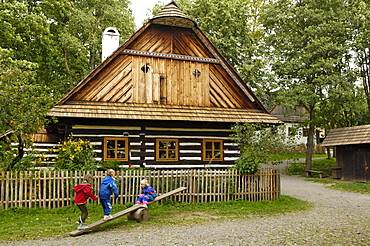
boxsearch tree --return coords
[261,0,356,170]
[0,0,135,98]
[351,0,370,120]
[0,48,55,171]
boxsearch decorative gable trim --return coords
[122,49,220,63]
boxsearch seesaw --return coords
[69,186,187,236]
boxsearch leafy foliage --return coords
[0,48,55,171]
[261,0,360,170]
[0,0,135,98]
[53,138,97,171]
[99,160,121,171]
[230,123,297,174]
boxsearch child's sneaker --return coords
[103,215,113,220]
[77,223,88,230]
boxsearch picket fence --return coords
[0,168,280,209]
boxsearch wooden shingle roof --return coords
[49,101,280,123]
[321,125,370,146]
[152,1,195,28]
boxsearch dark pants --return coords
[100,198,112,215]
[77,203,88,223]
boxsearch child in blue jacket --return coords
[99,169,119,220]
[136,179,157,208]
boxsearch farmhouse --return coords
[43,1,280,168]
[322,124,370,182]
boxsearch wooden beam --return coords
[69,187,187,237]
[122,49,220,64]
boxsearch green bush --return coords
[230,123,297,174]
[233,153,260,175]
[52,137,97,171]
[99,160,121,171]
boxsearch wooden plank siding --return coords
[126,25,214,58]
[65,55,252,109]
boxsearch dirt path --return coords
[3,174,370,246]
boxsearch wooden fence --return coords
[0,168,280,209]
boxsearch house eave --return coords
[48,101,281,124]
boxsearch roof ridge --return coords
[152,1,192,23]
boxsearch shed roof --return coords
[321,124,370,146]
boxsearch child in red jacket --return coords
[73,173,98,229]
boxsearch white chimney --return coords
[102,27,120,62]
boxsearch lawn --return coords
[305,178,370,194]
[0,195,311,242]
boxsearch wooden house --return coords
[45,1,280,168]
[322,125,370,182]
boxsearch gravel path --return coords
[3,174,370,246]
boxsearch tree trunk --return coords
[326,147,332,159]
[9,134,24,171]
[305,103,315,172]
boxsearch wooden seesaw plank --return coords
[69,186,187,237]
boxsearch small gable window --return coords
[193,69,201,77]
[156,139,178,161]
[141,64,150,73]
[104,138,129,161]
[203,139,223,161]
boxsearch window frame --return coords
[104,137,129,161]
[156,139,179,161]
[202,139,223,161]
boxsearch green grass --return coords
[305,178,370,194]
[287,157,336,177]
[269,153,327,161]
[0,196,311,242]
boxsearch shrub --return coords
[230,123,297,175]
[99,160,121,171]
[52,137,97,171]
[233,153,260,175]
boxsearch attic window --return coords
[193,69,201,77]
[141,64,150,73]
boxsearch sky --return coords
[130,0,162,29]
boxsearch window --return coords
[156,139,178,161]
[203,139,223,161]
[104,138,129,161]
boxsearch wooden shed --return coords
[45,1,280,168]
[322,125,370,182]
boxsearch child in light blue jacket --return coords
[99,169,119,220]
